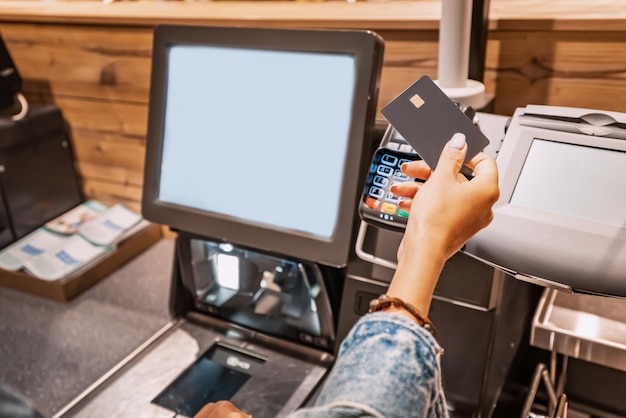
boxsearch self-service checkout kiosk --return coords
[53,25,384,418]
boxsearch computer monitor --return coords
[142,25,383,267]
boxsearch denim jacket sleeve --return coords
[289,312,449,418]
[0,384,44,418]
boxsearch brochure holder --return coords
[0,223,161,302]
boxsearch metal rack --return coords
[524,288,626,417]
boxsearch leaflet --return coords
[78,204,143,247]
[0,201,147,280]
[22,235,110,281]
[45,200,109,235]
[0,229,69,271]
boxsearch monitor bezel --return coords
[142,25,383,267]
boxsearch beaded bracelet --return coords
[368,294,443,355]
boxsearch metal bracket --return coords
[354,221,398,270]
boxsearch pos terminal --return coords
[465,105,626,297]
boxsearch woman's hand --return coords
[194,401,251,418]
[386,133,499,314]
[393,133,499,262]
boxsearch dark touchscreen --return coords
[152,344,264,416]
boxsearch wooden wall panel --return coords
[2,18,626,213]
[377,29,439,114]
[1,22,151,212]
[485,31,626,115]
[76,162,143,188]
[70,130,146,170]
[56,96,148,137]
[81,178,143,211]
[4,23,152,103]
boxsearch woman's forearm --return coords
[386,241,446,315]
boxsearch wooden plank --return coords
[75,162,144,188]
[4,24,442,109]
[82,177,143,203]
[93,196,142,215]
[161,227,177,240]
[489,0,626,32]
[57,96,148,138]
[70,129,146,171]
[8,20,626,123]
[485,30,626,115]
[0,23,153,104]
[487,31,626,75]
[488,77,626,116]
[363,29,439,115]
[0,1,443,30]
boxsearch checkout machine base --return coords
[55,314,333,418]
[343,222,542,418]
[54,234,339,418]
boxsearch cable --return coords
[10,92,28,121]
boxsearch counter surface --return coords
[0,239,174,417]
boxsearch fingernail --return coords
[448,133,466,150]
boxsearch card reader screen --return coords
[511,139,626,228]
[158,45,356,239]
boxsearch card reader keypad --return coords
[361,137,421,229]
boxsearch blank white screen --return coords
[158,45,356,238]
[511,139,626,228]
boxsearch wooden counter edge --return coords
[1,0,626,31]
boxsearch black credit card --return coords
[381,75,490,169]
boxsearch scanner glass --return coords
[189,239,324,339]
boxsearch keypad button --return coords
[393,169,409,181]
[385,192,399,202]
[381,202,397,215]
[365,197,382,209]
[369,186,384,198]
[385,142,400,151]
[398,209,409,217]
[399,159,413,166]
[373,175,389,187]
[399,144,413,154]
[377,165,393,176]
[381,154,398,166]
